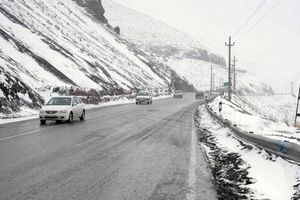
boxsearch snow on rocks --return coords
[195,106,300,200]
[0,89,4,98]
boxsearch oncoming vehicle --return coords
[136,91,153,104]
[195,91,205,99]
[173,90,183,98]
[39,96,85,124]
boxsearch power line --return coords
[236,0,284,41]
[232,0,267,37]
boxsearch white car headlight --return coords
[58,110,68,113]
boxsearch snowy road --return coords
[0,93,216,200]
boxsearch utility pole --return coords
[232,56,237,92]
[295,83,300,127]
[210,65,213,92]
[225,36,235,101]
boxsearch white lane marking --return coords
[0,129,43,142]
[186,116,197,200]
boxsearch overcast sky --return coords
[112,0,300,93]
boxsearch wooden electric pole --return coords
[225,36,235,101]
[232,56,237,92]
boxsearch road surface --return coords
[0,93,216,200]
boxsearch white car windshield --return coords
[47,97,72,106]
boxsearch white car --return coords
[135,91,153,104]
[173,90,183,98]
[39,96,85,124]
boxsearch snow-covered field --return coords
[209,95,300,145]
[197,106,300,200]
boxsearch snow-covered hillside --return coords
[103,0,273,95]
[239,94,298,126]
[0,0,192,116]
[103,0,204,51]
[103,0,226,67]
[209,95,300,145]
[167,58,273,94]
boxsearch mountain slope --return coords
[166,58,273,95]
[73,0,108,23]
[103,0,273,95]
[103,0,226,67]
[0,0,192,116]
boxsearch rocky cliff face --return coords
[73,0,108,23]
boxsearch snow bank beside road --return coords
[197,106,300,199]
[0,95,171,125]
[209,95,300,145]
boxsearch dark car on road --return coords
[195,91,205,99]
[173,90,183,98]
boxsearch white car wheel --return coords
[80,110,85,121]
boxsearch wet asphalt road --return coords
[0,93,216,200]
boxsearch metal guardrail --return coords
[205,104,300,163]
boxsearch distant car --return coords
[173,90,183,98]
[136,91,153,104]
[39,96,85,124]
[195,91,205,99]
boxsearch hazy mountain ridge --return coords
[103,0,273,95]
[103,0,226,67]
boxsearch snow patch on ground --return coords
[17,92,32,104]
[0,106,39,124]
